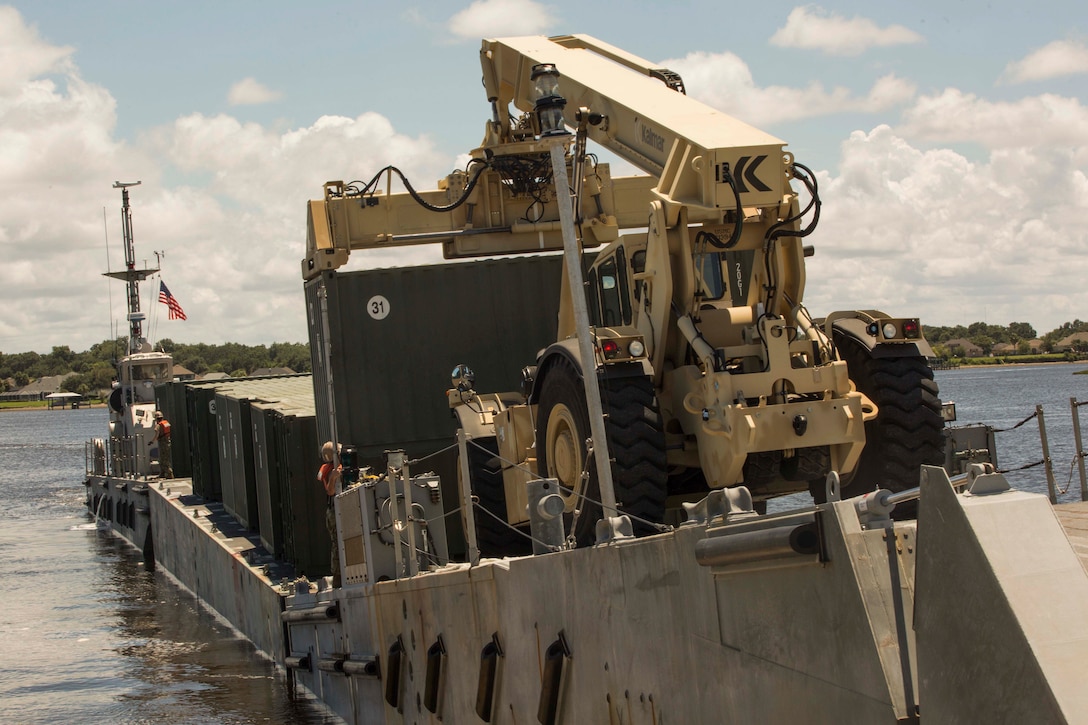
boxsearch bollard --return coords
[457,430,481,566]
[528,478,566,554]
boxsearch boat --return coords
[85,37,1088,724]
[86,181,172,550]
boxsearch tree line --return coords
[0,339,312,395]
[4,319,1087,396]
[924,320,1088,356]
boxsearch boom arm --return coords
[481,34,790,221]
[303,34,799,280]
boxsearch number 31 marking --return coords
[367,295,391,320]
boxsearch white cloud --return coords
[0,8,448,351]
[1002,40,1088,84]
[804,125,1088,331]
[119,109,451,346]
[447,0,556,40]
[0,6,74,94]
[0,10,154,350]
[899,89,1088,149]
[227,77,284,106]
[661,50,916,126]
[770,6,923,56]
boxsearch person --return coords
[318,441,342,587]
[148,410,173,478]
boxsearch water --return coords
[936,363,1088,499]
[0,408,336,724]
[1,365,1085,722]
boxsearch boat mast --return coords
[105,181,159,355]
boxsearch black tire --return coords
[536,357,667,546]
[743,450,782,488]
[781,446,830,482]
[835,335,945,516]
[459,435,530,557]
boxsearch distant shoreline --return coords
[0,403,108,412]
[941,360,1088,371]
[4,360,1084,413]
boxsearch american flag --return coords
[158,281,187,321]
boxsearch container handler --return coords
[302,35,945,553]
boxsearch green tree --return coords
[178,355,209,375]
[1008,322,1036,342]
[61,374,90,396]
[971,335,995,356]
[269,342,311,372]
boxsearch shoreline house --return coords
[1056,332,1088,353]
[943,338,984,358]
[0,373,77,403]
[173,364,197,382]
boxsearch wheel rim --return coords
[545,402,583,511]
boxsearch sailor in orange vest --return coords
[149,410,173,478]
[318,441,342,587]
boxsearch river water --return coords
[0,407,336,724]
[936,363,1088,498]
[0,363,1085,722]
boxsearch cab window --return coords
[598,256,623,326]
[695,252,726,301]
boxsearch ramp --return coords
[915,467,1088,723]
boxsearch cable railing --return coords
[953,397,1088,503]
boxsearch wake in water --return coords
[70,522,109,531]
[69,494,110,531]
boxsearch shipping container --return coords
[275,407,328,577]
[154,381,192,479]
[221,395,257,529]
[251,401,284,557]
[187,384,222,500]
[305,255,569,471]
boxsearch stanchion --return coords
[1071,398,1088,502]
[1037,404,1057,504]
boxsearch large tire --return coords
[458,435,530,557]
[834,335,945,515]
[536,357,667,546]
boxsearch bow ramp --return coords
[915,466,1088,722]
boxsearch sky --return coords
[1,1,1086,353]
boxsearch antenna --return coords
[104,181,159,355]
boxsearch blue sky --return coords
[2,1,1086,352]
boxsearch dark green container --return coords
[221,395,257,530]
[305,255,567,471]
[187,384,222,500]
[276,409,328,577]
[154,381,192,479]
[251,401,284,557]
